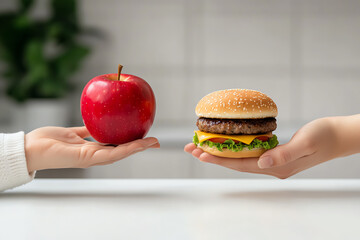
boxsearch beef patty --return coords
[196,117,277,135]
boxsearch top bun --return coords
[195,89,278,119]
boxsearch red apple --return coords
[80,65,156,145]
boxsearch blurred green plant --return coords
[0,0,91,102]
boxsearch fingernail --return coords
[258,156,273,169]
[153,143,161,148]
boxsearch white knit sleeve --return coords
[0,132,35,192]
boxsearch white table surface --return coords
[1,179,360,240]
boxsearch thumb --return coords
[257,140,314,169]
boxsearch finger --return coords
[192,148,204,158]
[91,137,159,164]
[89,143,160,167]
[70,126,91,139]
[192,151,293,178]
[258,140,315,169]
[115,137,159,154]
[184,143,197,153]
[150,142,161,148]
[120,137,158,147]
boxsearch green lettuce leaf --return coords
[193,132,199,145]
[192,132,279,152]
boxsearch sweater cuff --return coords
[0,132,35,191]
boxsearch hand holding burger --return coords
[186,90,360,178]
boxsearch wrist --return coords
[330,115,360,158]
[326,117,343,158]
[24,134,38,173]
[311,117,339,161]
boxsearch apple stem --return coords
[117,64,123,81]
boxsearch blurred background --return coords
[0,0,360,179]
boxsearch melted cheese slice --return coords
[195,130,273,145]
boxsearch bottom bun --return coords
[198,145,266,158]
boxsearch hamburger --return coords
[193,89,279,158]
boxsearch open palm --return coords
[185,118,337,179]
[25,126,160,172]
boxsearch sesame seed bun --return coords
[195,89,278,119]
[198,145,266,158]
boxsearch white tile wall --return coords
[302,15,360,68]
[139,67,188,124]
[203,0,292,14]
[82,1,186,67]
[84,148,194,178]
[302,78,360,121]
[295,154,360,179]
[299,0,360,15]
[127,149,193,178]
[202,12,291,66]
[298,0,360,122]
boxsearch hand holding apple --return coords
[81,65,156,145]
[25,126,160,173]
